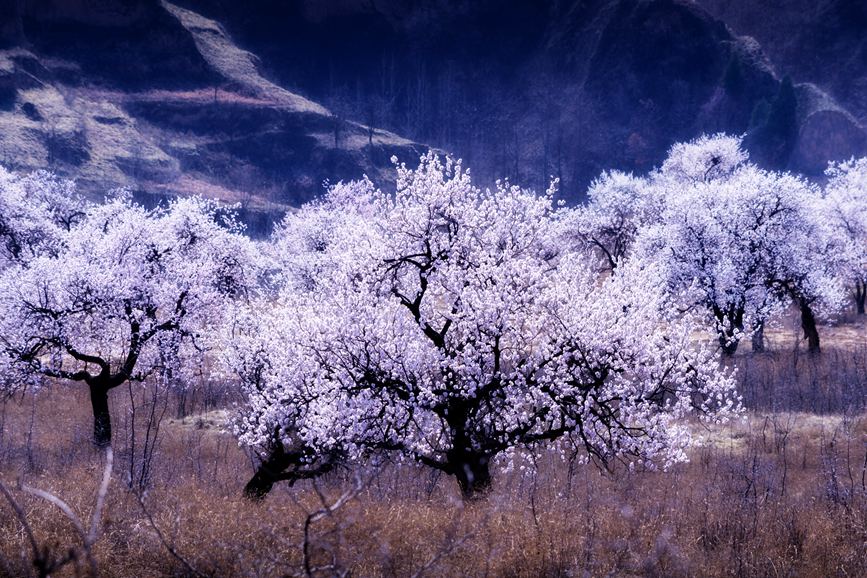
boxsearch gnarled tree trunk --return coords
[449,451,492,501]
[720,336,740,356]
[799,299,820,353]
[855,280,866,315]
[88,382,112,448]
[244,445,296,501]
[751,321,765,353]
[715,306,744,356]
[243,443,339,501]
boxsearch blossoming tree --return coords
[226,154,740,500]
[228,181,383,499]
[0,168,86,269]
[823,157,867,314]
[639,135,845,354]
[0,192,258,447]
[562,170,659,274]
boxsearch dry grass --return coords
[0,325,866,576]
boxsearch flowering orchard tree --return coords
[226,298,352,499]
[564,134,749,278]
[0,193,258,447]
[562,170,659,273]
[0,167,86,269]
[657,133,749,184]
[227,154,740,500]
[823,157,867,314]
[758,182,847,352]
[640,167,783,354]
[640,135,845,354]
[228,182,384,498]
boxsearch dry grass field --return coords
[0,317,865,577]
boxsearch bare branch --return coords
[87,447,113,547]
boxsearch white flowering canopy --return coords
[658,132,749,184]
[562,134,751,279]
[0,189,259,445]
[0,167,86,269]
[562,170,663,273]
[226,153,740,497]
[636,135,846,353]
[823,157,867,309]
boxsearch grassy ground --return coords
[0,320,865,576]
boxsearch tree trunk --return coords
[718,324,741,356]
[89,383,112,448]
[243,444,339,501]
[720,336,740,356]
[751,321,765,353]
[451,453,492,501]
[799,299,820,353]
[244,445,295,501]
[715,308,744,356]
[855,281,866,315]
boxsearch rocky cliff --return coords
[0,0,428,231]
[0,0,863,212]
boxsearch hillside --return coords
[699,0,867,126]
[0,0,428,230]
[0,0,864,209]
[177,0,867,197]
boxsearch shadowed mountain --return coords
[699,0,867,125]
[0,0,428,232]
[172,0,867,198]
[0,0,863,211]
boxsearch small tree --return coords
[226,300,349,500]
[229,154,740,500]
[658,133,749,184]
[0,193,257,447]
[228,181,381,499]
[823,157,867,314]
[0,167,85,269]
[563,170,659,273]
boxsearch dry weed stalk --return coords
[0,447,112,577]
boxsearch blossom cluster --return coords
[0,185,258,396]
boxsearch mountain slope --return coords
[699,0,867,126]
[0,0,428,231]
[0,0,863,209]
[179,0,866,197]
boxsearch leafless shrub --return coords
[121,380,169,493]
[736,348,867,413]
